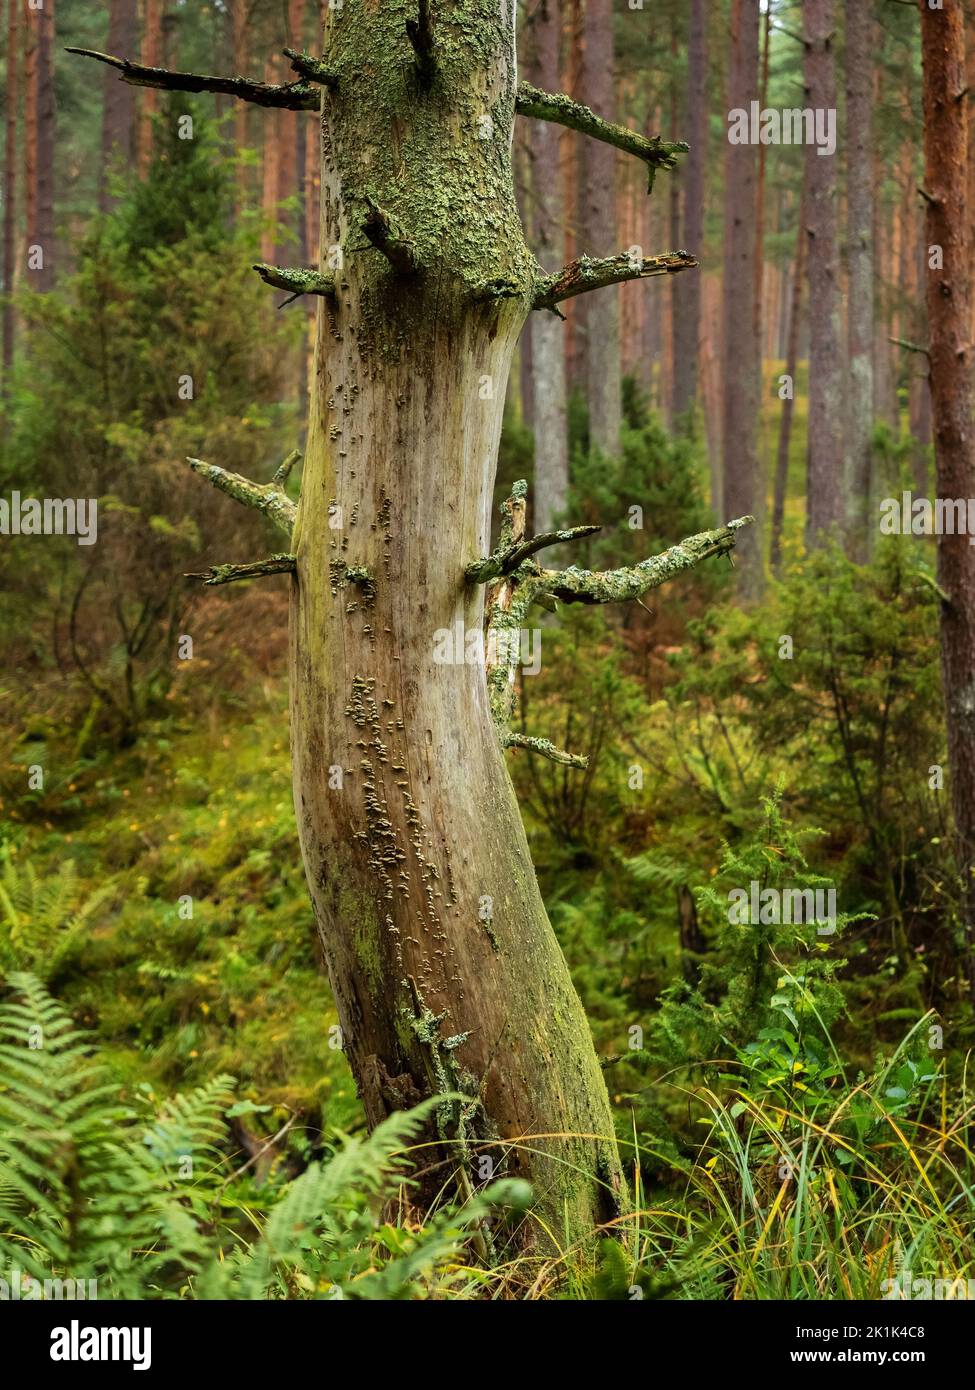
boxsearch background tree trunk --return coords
[770,171,806,574]
[920,0,975,991]
[803,0,844,543]
[100,0,138,212]
[844,0,874,557]
[2,0,17,386]
[672,0,707,424]
[289,0,623,1247]
[530,0,569,542]
[579,0,621,455]
[138,0,165,176]
[721,0,761,595]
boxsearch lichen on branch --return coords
[480,481,754,768]
[252,264,336,300]
[534,250,698,313]
[515,82,688,191]
[186,554,297,587]
[186,457,298,540]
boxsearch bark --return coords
[22,0,36,284]
[770,173,806,574]
[721,0,762,596]
[844,0,874,558]
[2,0,17,385]
[527,0,566,537]
[579,0,621,455]
[919,0,975,989]
[803,0,844,543]
[100,0,138,211]
[138,0,164,176]
[672,0,707,423]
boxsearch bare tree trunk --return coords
[920,0,975,989]
[100,0,138,211]
[672,0,707,424]
[2,0,17,387]
[803,0,844,543]
[770,172,807,574]
[721,0,762,595]
[580,0,621,455]
[22,0,37,286]
[530,0,568,538]
[138,0,164,176]
[844,0,874,558]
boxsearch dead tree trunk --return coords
[72,4,750,1249]
[920,0,975,991]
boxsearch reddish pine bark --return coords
[845,0,875,555]
[920,0,975,984]
[2,0,17,382]
[138,0,165,176]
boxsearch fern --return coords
[0,853,115,981]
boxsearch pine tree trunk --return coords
[672,0,707,423]
[530,0,568,539]
[579,0,621,455]
[721,0,761,595]
[770,172,806,574]
[803,0,844,543]
[138,0,164,176]
[844,0,874,557]
[2,0,17,385]
[920,0,975,990]
[101,0,138,212]
[289,0,624,1246]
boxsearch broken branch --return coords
[186,554,297,587]
[515,83,687,191]
[534,250,697,312]
[467,523,601,583]
[502,732,589,769]
[282,47,337,88]
[186,457,297,539]
[253,263,336,299]
[65,46,319,109]
[362,197,420,275]
[405,0,436,83]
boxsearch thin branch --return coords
[65,46,319,109]
[253,263,336,299]
[273,448,302,486]
[534,250,697,312]
[889,335,930,357]
[186,554,297,586]
[502,732,589,769]
[515,82,687,191]
[362,197,420,274]
[531,517,755,607]
[405,0,436,83]
[467,524,601,582]
[187,457,297,538]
